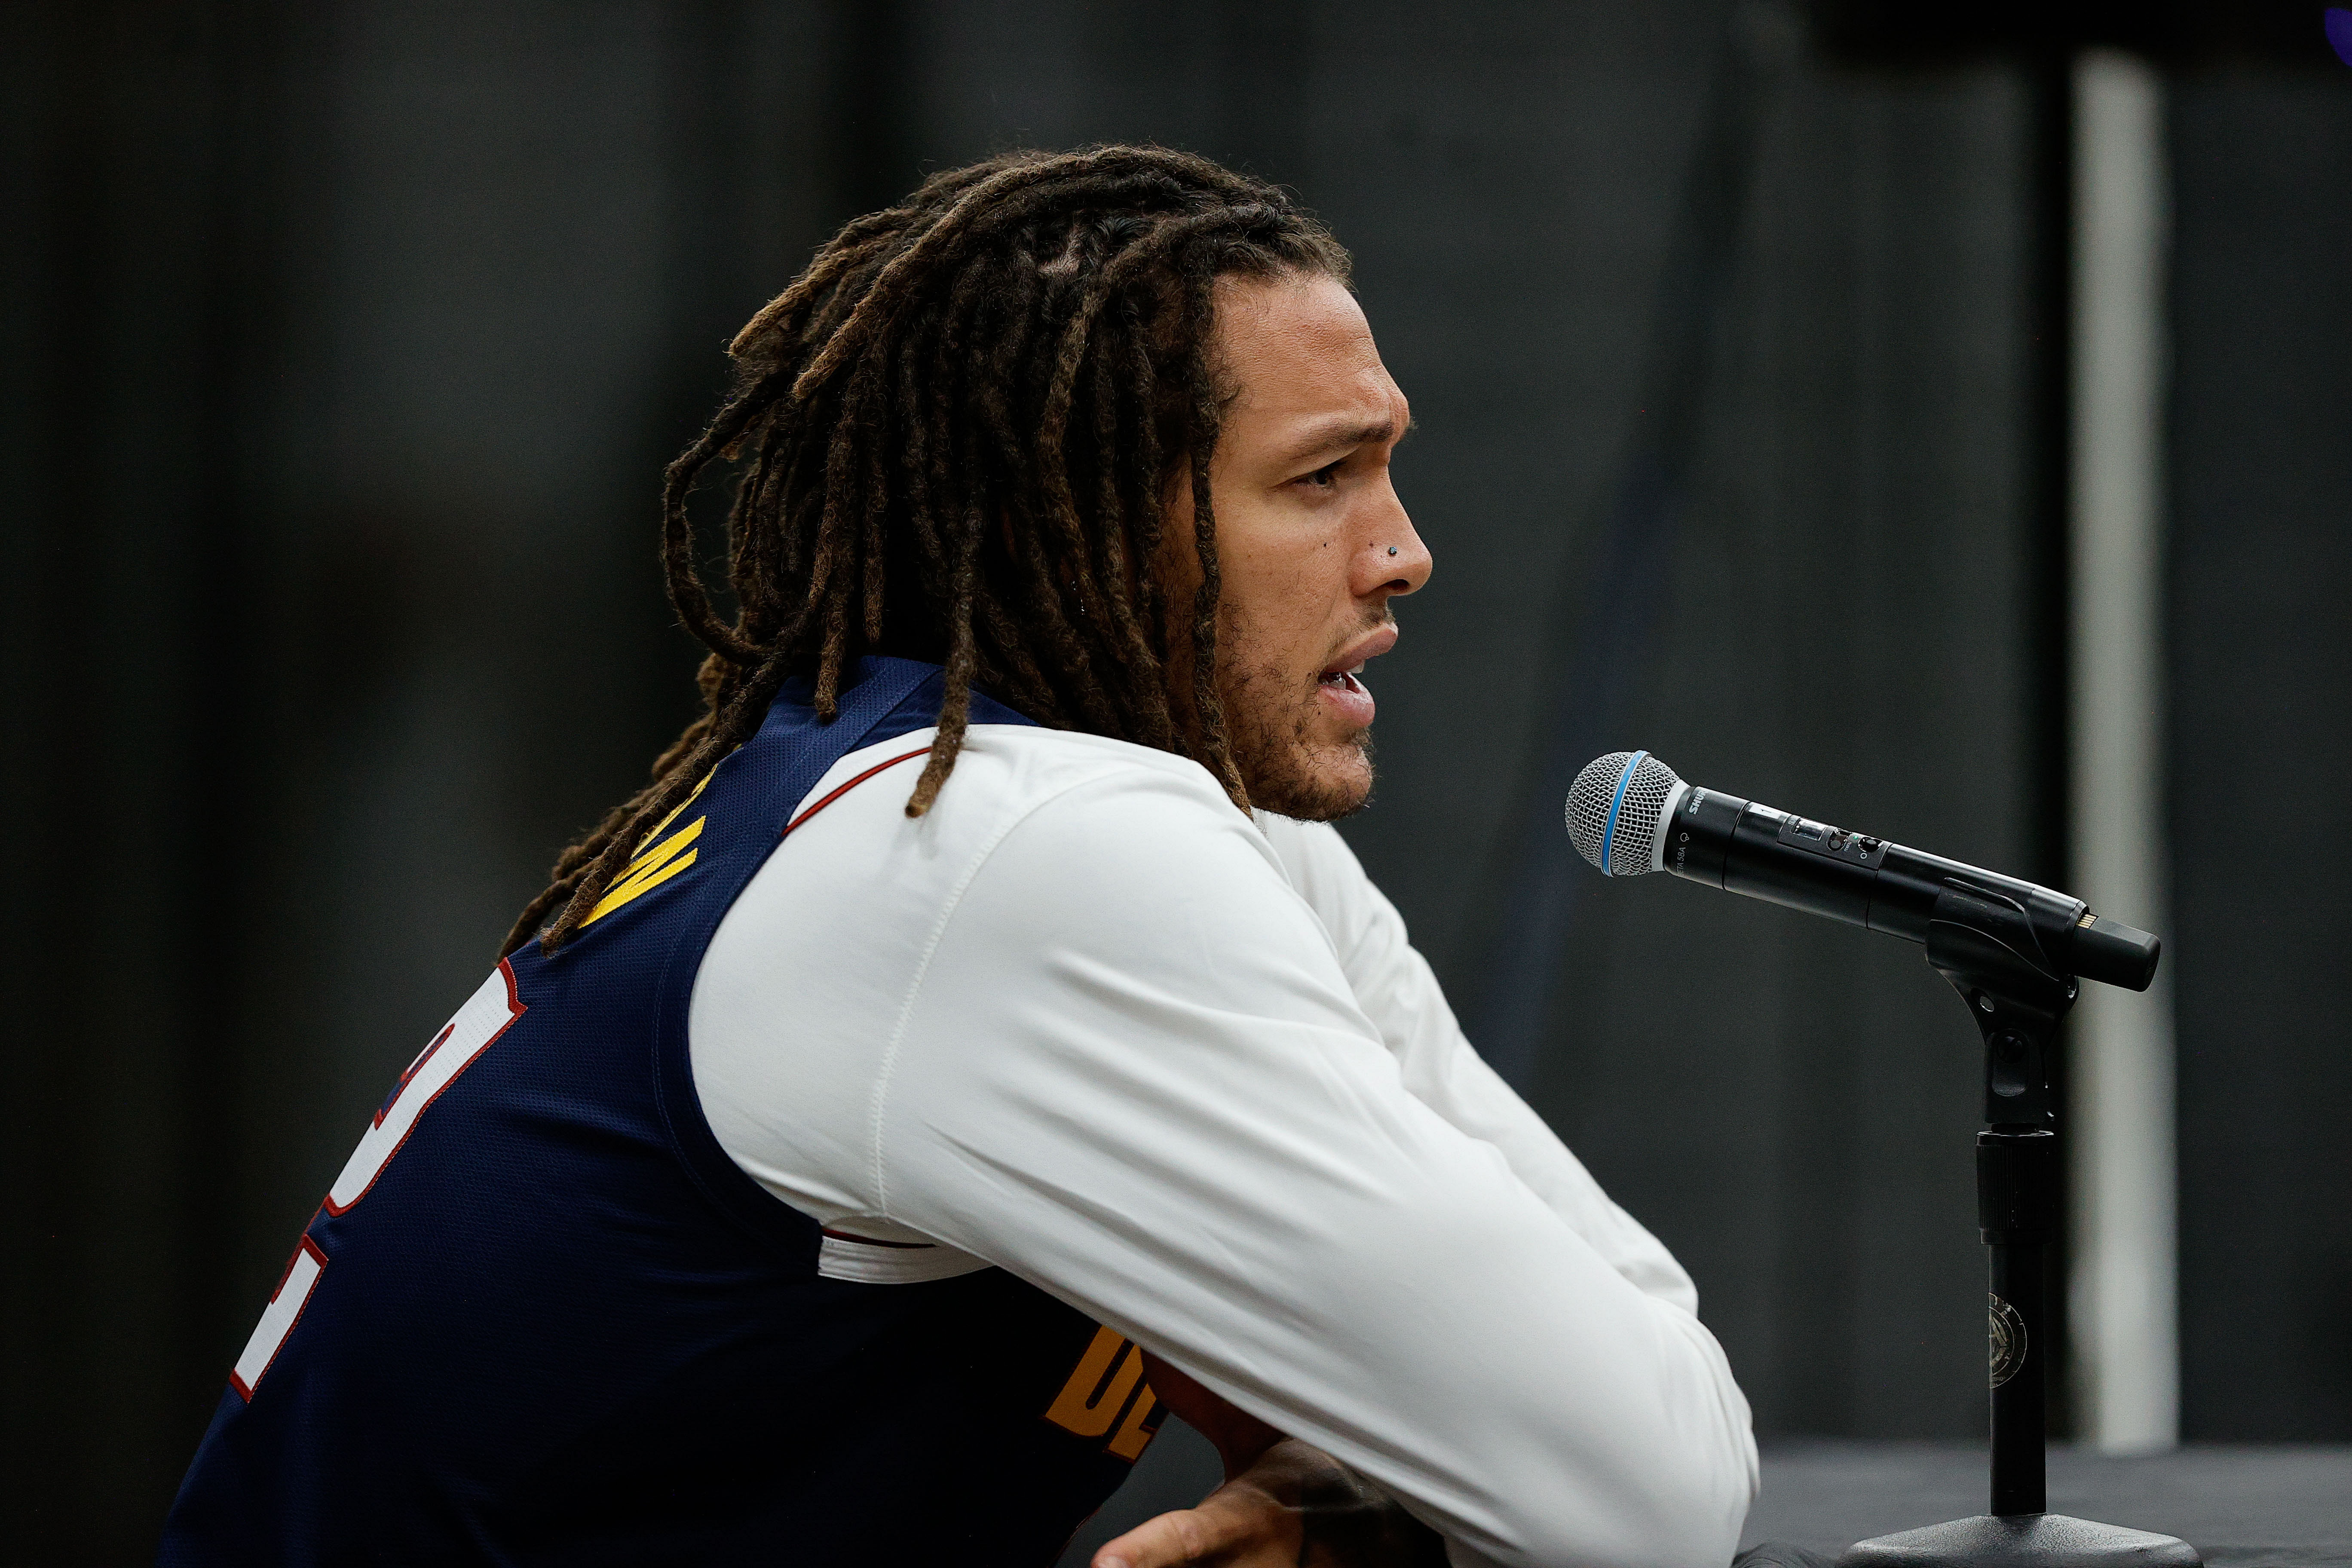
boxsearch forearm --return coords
[1124,1213,1753,1567]
[893,1049,1755,1565]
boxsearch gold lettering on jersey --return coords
[1045,1326,1145,1437]
[1106,1383,1164,1460]
[582,814,705,927]
[632,767,717,855]
[581,763,725,928]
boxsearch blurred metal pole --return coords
[2067,48,2177,1454]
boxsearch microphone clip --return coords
[1924,877,2079,1129]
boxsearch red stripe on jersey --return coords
[784,746,933,837]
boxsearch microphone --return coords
[1567,750,2159,992]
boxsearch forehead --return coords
[1212,273,1400,424]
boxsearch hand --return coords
[1095,1355,1445,1568]
[1092,1438,1447,1568]
[1090,1439,1309,1568]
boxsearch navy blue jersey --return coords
[162,657,1168,1566]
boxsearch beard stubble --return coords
[1215,615,1380,823]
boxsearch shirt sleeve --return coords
[868,769,1758,1568]
[1253,814,1703,1315]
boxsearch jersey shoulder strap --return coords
[518,655,1036,1250]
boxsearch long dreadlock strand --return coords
[1176,251,1246,805]
[1084,311,1173,748]
[658,371,790,667]
[904,505,989,818]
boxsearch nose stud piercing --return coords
[1387,545,1398,556]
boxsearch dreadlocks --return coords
[505,145,1352,956]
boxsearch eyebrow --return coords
[1274,413,1412,469]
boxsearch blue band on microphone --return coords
[1599,750,1648,877]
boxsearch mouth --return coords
[1315,623,1397,723]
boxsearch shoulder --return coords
[940,723,1245,821]
[784,723,1286,888]
[714,725,1314,1004]
[781,728,1374,1026]
[692,725,1306,1219]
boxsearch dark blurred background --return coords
[5,2,2349,1562]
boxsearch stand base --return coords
[1837,1515,2201,1568]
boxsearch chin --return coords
[1215,654,1379,820]
[1246,737,1375,823]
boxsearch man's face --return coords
[1188,271,1429,821]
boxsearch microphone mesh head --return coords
[1566,751,1682,877]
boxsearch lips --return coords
[1316,623,1396,728]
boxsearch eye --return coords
[1296,460,1342,490]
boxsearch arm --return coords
[870,773,1755,1568]
[1253,813,1702,1311]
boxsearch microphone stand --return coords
[1837,881,2197,1568]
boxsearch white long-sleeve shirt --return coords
[690,722,1758,1568]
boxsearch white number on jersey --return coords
[228,962,527,1399]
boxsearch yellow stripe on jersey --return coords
[582,815,705,928]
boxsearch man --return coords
[162,147,1756,1567]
